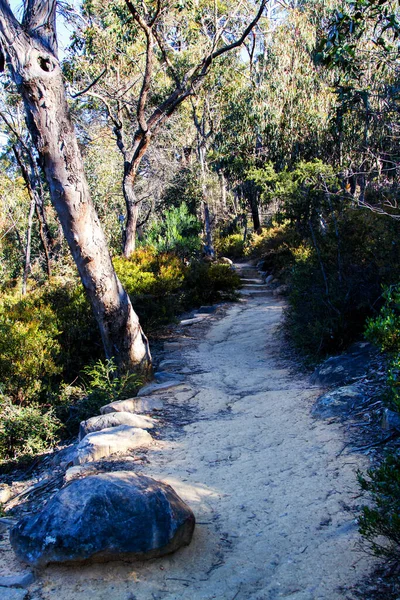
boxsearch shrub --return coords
[0,292,61,402]
[0,398,61,461]
[145,204,202,258]
[65,358,143,433]
[214,233,245,259]
[358,455,400,562]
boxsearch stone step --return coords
[241,283,270,289]
[240,278,265,284]
[240,288,273,297]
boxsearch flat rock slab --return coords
[137,380,186,396]
[164,340,193,351]
[154,372,185,384]
[0,588,27,600]
[79,412,155,441]
[10,472,195,567]
[101,396,164,415]
[74,425,153,465]
[312,385,365,418]
[311,342,375,387]
[180,317,207,326]
[0,573,35,588]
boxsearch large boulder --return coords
[79,412,155,441]
[311,342,376,387]
[74,425,152,465]
[10,472,195,567]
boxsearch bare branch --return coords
[70,67,107,98]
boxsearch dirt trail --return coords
[4,275,374,599]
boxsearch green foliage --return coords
[0,398,61,461]
[65,358,143,433]
[0,292,61,402]
[114,247,240,330]
[214,234,245,259]
[145,204,202,258]
[358,455,400,561]
[160,168,203,215]
[365,285,400,411]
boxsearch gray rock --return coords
[64,465,97,483]
[74,425,153,465]
[79,412,155,441]
[180,317,207,326]
[0,588,27,600]
[0,483,11,503]
[382,408,400,431]
[312,385,365,418]
[198,305,218,314]
[0,573,35,588]
[101,396,164,415]
[164,340,193,351]
[154,372,185,384]
[158,359,184,370]
[219,257,233,265]
[265,274,274,283]
[10,472,195,567]
[311,343,375,387]
[137,380,185,396]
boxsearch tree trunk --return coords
[123,173,140,258]
[0,12,151,375]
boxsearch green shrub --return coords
[0,292,61,402]
[65,358,143,433]
[358,455,400,562]
[0,398,61,461]
[214,233,245,259]
[145,204,202,258]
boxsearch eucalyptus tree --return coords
[66,0,268,257]
[0,0,152,374]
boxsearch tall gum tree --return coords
[0,0,152,375]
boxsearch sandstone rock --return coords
[198,305,218,314]
[164,340,192,351]
[154,372,185,384]
[79,412,155,441]
[265,275,274,283]
[382,408,400,432]
[311,343,375,387]
[158,359,184,370]
[180,317,207,326]
[74,426,152,465]
[64,465,97,483]
[137,380,185,396]
[0,588,27,600]
[312,385,365,418]
[219,257,233,265]
[0,572,35,588]
[101,396,164,415]
[10,472,195,567]
[0,483,11,503]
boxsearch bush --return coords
[358,455,400,562]
[0,292,61,402]
[214,234,245,259]
[114,248,241,330]
[0,398,61,461]
[284,208,400,359]
[64,358,143,433]
[145,204,202,258]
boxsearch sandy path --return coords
[8,290,374,599]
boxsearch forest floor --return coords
[1,265,378,599]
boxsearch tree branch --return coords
[22,0,58,55]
